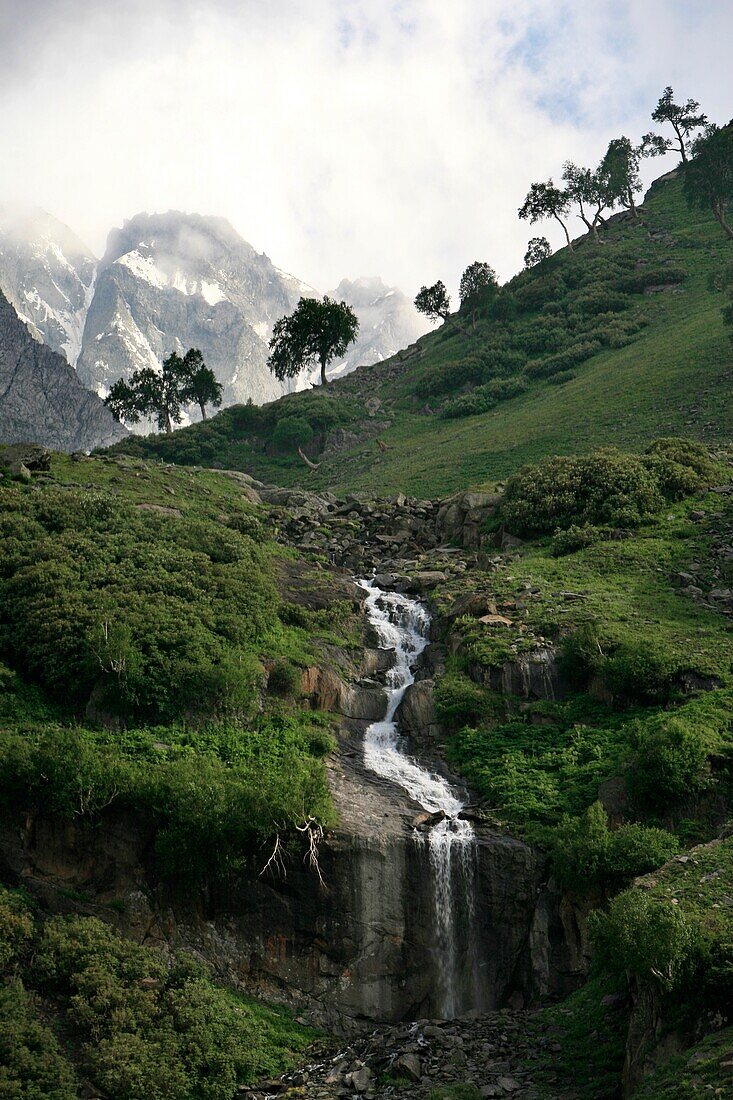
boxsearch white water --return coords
[358,579,479,1017]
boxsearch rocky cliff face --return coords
[75,211,313,410]
[0,290,126,451]
[0,205,96,364]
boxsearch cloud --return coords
[1,0,731,298]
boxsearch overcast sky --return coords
[1,0,731,297]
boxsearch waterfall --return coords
[358,580,480,1018]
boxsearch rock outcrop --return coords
[0,291,126,451]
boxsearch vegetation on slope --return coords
[108,172,733,497]
[0,886,316,1100]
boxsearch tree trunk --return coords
[164,410,172,433]
[712,200,733,240]
[320,357,328,386]
[673,122,687,164]
[554,214,574,252]
[199,403,208,420]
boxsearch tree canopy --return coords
[104,349,222,432]
[601,137,643,216]
[518,181,574,251]
[523,237,552,269]
[414,280,451,323]
[643,86,708,164]
[683,124,733,241]
[268,296,358,386]
[459,261,498,328]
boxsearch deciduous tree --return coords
[683,124,733,240]
[179,348,223,420]
[601,137,643,216]
[414,280,451,323]
[518,181,574,252]
[459,261,498,329]
[268,296,358,386]
[642,86,707,165]
[104,352,188,433]
[562,161,612,243]
[523,236,552,268]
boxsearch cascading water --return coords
[358,579,480,1018]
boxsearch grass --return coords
[108,173,733,498]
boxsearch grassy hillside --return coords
[110,172,732,497]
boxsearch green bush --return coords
[644,438,718,494]
[628,713,711,811]
[0,888,317,1100]
[433,672,501,731]
[606,823,680,882]
[415,355,485,398]
[547,369,577,385]
[0,488,275,723]
[0,980,78,1100]
[501,447,665,535]
[441,377,528,419]
[603,640,679,704]
[267,659,302,697]
[590,889,703,991]
[524,340,601,379]
[551,524,606,556]
[272,416,313,454]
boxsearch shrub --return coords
[0,980,78,1100]
[434,673,500,731]
[501,448,664,535]
[575,289,631,316]
[415,355,485,397]
[0,886,35,971]
[267,659,302,697]
[551,524,606,556]
[272,416,313,454]
[523,340,601,379]
[644,438,718,496]
[441,377,528,419]
[628,713,710,811]
[603,640,679,704]
[547,369,576,385]
[590,890,703,991]
[606,823,680,883]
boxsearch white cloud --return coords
[1,0,730,299]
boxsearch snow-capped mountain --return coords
[75,212,317,410]
[0,206,96,365]
[328,276,428,378]
[0,205,428,435]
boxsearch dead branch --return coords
[260,832,287,879]
[297,817,326,888]
[298,447,320,470]
[375,439,389,452]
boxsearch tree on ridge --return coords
[414,280,452,324]
[518,181,574,252]
[268,296,358,387]
[642,86,708,165]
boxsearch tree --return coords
[601,137,643,216]
[268,296,358,387]
[682,124,733,241]
[414,280,451,323]
[523,236,552,268]
[179,348,223,420]
[642,86,708,165]
[272,416,313,453]
[562,161,613,243]
[518,180,574,252]
[104,352,187,433]
[459,261,498,329]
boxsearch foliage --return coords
[551,523,606,556]
[643,85,708,164]
[0,889,316,1100]
[590,889,704,991]
[501,447,665,535]
[414,280,451,323]
[268,296,359,385]
[104,349,221,432]
[272,416,314,453]
[601,136,643,213]
[550,802,680,891]
[440,377,527,419]
[458,262,497,326]
[628,712,712,810]
[178,348,224,421]
[523,236,552,268]
[683,123,733,240]
[518,179,574,250]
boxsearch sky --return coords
[1,0,731,299]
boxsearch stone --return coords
[395,1053,421,1081]
[349,1066,372,1091]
